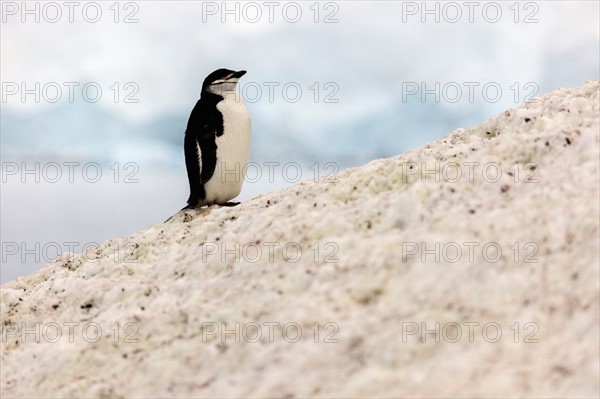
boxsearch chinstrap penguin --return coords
[182,68,251,209]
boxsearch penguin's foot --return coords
[219,201,240,207]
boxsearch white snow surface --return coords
[1,81,599,398]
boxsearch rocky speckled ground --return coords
[1,81,599,398]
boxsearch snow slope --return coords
[1,81,598,398]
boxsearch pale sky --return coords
[1,0,599,283]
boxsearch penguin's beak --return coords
[229,70,247,79]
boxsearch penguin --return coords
[183,68,251,209]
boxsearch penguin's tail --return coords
[163,201,202,223]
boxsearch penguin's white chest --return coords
[203,94,251,204]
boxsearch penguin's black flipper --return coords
[198,138,217,184]
[184,126,203,208]
[183,95,223,205]
[195,96,223,185]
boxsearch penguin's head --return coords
[202,68,246,95]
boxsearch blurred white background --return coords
[1,0,599,282]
